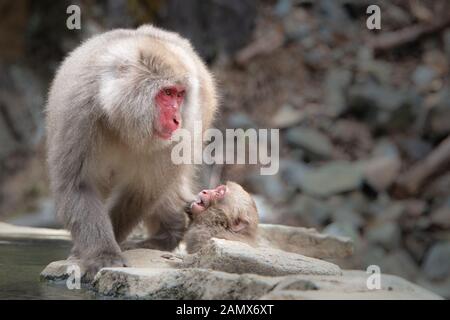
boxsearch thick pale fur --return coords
[46,25,218,280]
[184,182,259,254]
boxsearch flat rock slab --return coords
[258,224,353,259]
[41,249,182,281]
[182,238,342,277]
[94,268,280,299]
[93,268,442,300]
[40,243,442,299]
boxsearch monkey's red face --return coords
[154,85,186,139]
[190,185,228,215]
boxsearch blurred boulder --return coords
[271,104,304,128]
[430,200,450,228]
[397,137,432,162]
[427,87,450,138]
[412,65,437,90]
[258,223,353,259]
[287,194,333,227]
[363,155,401,192]
[158,0,257,62]
[246,173,291,204]
[0,64,45,175]
[323,222,360,243]
[348,81,421,131]
[422,241,450,281]
[380,250,420,280]
[324,68,352,116]
[366,222,401,251]
[298,161,364,197]
[330,119,374,159]
[226,112,257,130]
[286,126,334,160]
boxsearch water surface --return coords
[0,238,94,300]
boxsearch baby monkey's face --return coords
[189,184,228,215]
[185,181,259,230]
[183,181,259,253]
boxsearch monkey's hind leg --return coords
[123,205,188,252]
[109,188,149,246]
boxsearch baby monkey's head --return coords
[184,182,259,253]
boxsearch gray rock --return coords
[412,65,436,89]
[258,223,354,259]
[246,173,290,203]
[298,161,364,197]
[428,87,450,137]
[424,172,450,200]
[418,276,450,300]
[430,201,450,228]
[285,126,334,160]
[271,104,303,128]
[366,223,401,251]
[94,267,280,299]
[380,250,420,281]
[160,0,257,61]
[348,81,420,130]
[323,222,360,244]
[227,112,257,130]
[93,268,441,300]
[365,196,405,220]
[422,241,450,281]
[324,68,352,116]
[363,155,401,192]
[287,194,333,227]
[445,28,450,60]
[40,249,183,281]
[330,205,365,229]
[372,139,400,158]
[274,0,291,17]
[181,238,342,277]
[261,270,441,299]
[398,137,433,162]
[279,159,310,188]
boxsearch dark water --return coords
[0,238,94,300]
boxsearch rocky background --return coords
[0,0,449,298]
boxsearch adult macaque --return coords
[184,181,259,253]
[46,25,218,280]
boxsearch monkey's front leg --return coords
[61,185,127,282]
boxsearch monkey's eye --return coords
[164,89,172,96]
[177,90,185,98]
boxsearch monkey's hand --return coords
[82,252,128,283]
[184,202,195,221]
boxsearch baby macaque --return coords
[184,181,259,253]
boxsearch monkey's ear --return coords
[231,217,249,233]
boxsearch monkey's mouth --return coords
[186,194,211,217]
[190,195,209,213]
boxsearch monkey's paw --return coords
[82,252,128,283]
[119,240,140,251]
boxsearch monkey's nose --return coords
[173,114,181,127]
